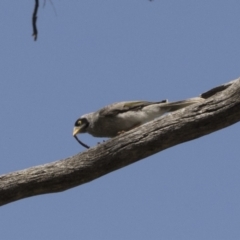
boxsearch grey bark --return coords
[0,78,240,206]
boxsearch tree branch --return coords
[1,78,240,206]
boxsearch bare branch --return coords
[0,78,240,206]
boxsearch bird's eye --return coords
[74,118,89,127]
[74,119,82,126]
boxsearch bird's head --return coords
[73,117,89,136]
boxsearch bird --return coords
[73,97,204,139]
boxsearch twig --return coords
[32,0,39,41]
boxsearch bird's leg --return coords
[117,130,126,135]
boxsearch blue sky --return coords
[1,1,240,239]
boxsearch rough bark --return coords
[0,78,240,206]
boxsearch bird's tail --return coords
[160,97,204,111]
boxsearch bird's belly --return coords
[89,111,161,138]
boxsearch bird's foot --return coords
[117,130,126,135]
[97,140,106,145]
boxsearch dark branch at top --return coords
[32,0,39,41]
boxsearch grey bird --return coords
[73,97,204,139]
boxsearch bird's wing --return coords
[99,100,167,117]
[160,97,205,111]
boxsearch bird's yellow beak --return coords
[73,126,81,136]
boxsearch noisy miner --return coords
[73,97,204,148]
